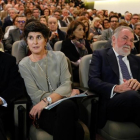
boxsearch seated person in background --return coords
[102,19,110,29]
[77,16,92,43]
[132,22,140,54]
[89,17,103,40]
[48,16,66,49]
[2,8,18,32]
[53,9,67,28]
[39,15,48,26]
[88,26,140,129]
[61,20,92,82]
[0,51,24,140]
[129,14,139,30]
[16,19,52,64]
[61,8,73,25]
[19,21,85,140]
[5,15,26,52]
[98,15,119,41]
[4,15,18,39]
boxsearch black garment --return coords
[61,39,92,82]
[2,16,13,32]
[88,48,140,128]
[107,90,140,127]
[49,28,66,49]
[0,52,24,140]
[38,100,84,140]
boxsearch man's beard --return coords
[114,45,132,56]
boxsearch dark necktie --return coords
[118,55,131,80]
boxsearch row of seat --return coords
[12,40,140,140]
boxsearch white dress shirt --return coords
[110,48,133,98]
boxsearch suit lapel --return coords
[107,48,119,78]
[127,55,139,79]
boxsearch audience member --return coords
[2,8,18,32]
[98,15,119,41]
[61,20,92,82]
[53,9,67,28]
[19,21,85,140]
[0,51,24,140]
[129,14,139,29]
[48,16,66,49]
[5,15,26,51]
[88,26,140,129]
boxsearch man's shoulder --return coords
[93,47,112,55]
[9,28,19,33]
[0,52,16,63]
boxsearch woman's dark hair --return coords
[24,21,50,40]
[66,20,85,39]
[0,27,3,40]
[77,16,89,39]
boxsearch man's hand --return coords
[126,79,140,91]
[114,79,140,93]
[114,81,131,93]
[29,100,48,119]
[0,98,3,106]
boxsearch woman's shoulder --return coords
[19,56,30,66]
[48,50,65,58]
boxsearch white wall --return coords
[92,0,140,15]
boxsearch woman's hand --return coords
[29,100,48,119]
[70,89,80,97]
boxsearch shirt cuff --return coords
[110,85,116,98]
[0,97,7,107]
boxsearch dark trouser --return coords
[0,106,14,140]
[38,99,84,140]
[106,90,140,127]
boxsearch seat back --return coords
[54,41,62,51]
[79,54,92,89]
[91,40,108,51]
[11,41,20,62]
[59,27,68,33]
[0,42,4,52]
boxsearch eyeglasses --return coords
[54,14,60,16]
[122,36,134,43]
[29,114,39,129]
[17,21,26,24]
[110,21,118,23]
[132,18,139,20]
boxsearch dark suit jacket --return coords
[49,28,66,49]
[0,52,24,106]
[88,48,140,128]
[5,28,21,50]
[2,16,13,32]
[61,39,92,62]
[58,20,67,27]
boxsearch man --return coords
[48,16,66,49]
[88,26,140,129]
[121,12,132,24]
[32,8,40,20]
[133,22,140,54]
[2,8,18,32]
[5,15,26,51]
[129,14,139,30]
[0,51,24,140]
[53,9,67,28]
[62,9,73,25]
[98,15,119,41]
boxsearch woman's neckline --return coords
[28,50,48,63]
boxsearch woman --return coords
[61,20,92,82]
[19,21,85,140]
[39,15,48,26]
